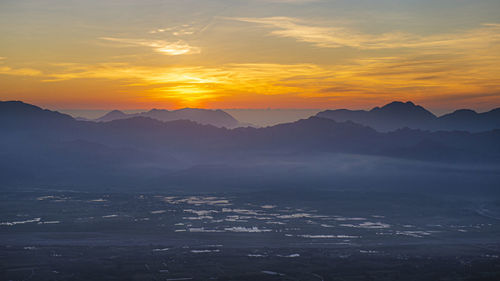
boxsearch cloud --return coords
[151,85,223,104]
[101,37,201,56]
[149,24,196,36]
[40,56,500,103]
[0,66,42,76]
[0,57,42,76]
[3,56,499,108]
[229,17,404,49]
[229,17,500,50]
[5,15,500,108]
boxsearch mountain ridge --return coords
[95,107,240,128]
[317,101,500,132]
[1,100,500,189]
[2,100,499,161]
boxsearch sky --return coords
[1,0,500,112]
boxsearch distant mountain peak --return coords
[375,101,425,111]
[148,108,168,113]
[449,109,477,116]
[95,110,128,122]
[383,101,415,107]
[317,101,500,132]
[371,101,436,119]
[93,106,240,128]
[108,109,125,115]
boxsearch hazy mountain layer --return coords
[317,101,500,132]
[95,107,240,128]
[1,101,499,191]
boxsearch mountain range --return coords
[317,101,500,132]
[93,107,240,128]
[1,100,499,191]
[84,101,500,132]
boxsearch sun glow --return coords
[1,1,500,110]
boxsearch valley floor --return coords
[1,189,499,280]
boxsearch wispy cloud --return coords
[2,56,499,108]
[0,66,42,76]
[0,58,42,76]
[149,24,196,36]
[101,37,201,56]
[37,56,500,107]
[5,15,500,108]
[230,17,500,50]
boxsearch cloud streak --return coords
[0,58,42,76]
[0,66,42,76]
[34,55,500,108]
[101,37,201,56]
[3,18,500,109]
[230,17,500,50]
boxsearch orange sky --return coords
[1,0,500,111]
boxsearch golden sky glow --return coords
[1,0,500,111]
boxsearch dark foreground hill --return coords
[1,101,499,191]
[317,101,500,132]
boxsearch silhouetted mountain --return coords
[1,101,500,190]
[0,100,74,129]
[96,110,128,122]
[437,108,500,132]
[317,101,436,132]
[317,101,500,132]
[2,100,500,161]
[95,107,240,128]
